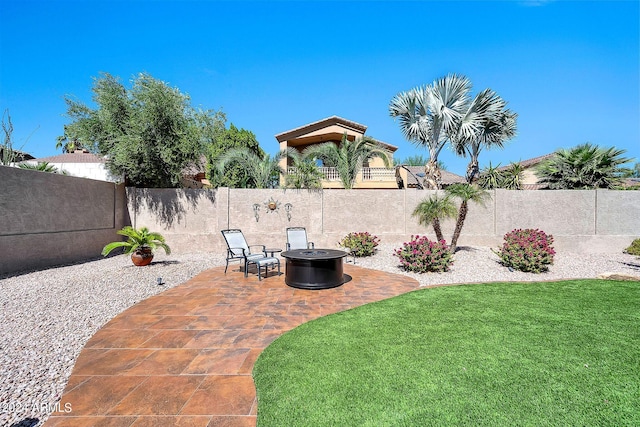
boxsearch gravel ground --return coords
[1,247,639,427]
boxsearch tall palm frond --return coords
[412,193,457,242]
[445,183,491,253]
[303,133,390,189]
[390,74,472,189]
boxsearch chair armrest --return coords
[286,243,291,250]
[248,245,266,255]
[228,247,248,257]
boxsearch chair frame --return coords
[286,227,315,251]
[221,229,267,277]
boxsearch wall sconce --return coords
[285,203,293,222]
[253,203,260,222]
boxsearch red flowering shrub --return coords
[495,228,555,273]
[339,232,380,257]
[394,235,453,273]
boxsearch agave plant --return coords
[102,226,171,257]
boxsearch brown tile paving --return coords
[46,264,419,426]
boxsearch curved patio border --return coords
[45,264,419,426]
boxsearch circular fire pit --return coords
[281,249,348,290]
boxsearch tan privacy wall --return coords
[129,187,640,257]
[2,165,639,276]
[0,166,128,275]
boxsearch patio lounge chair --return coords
[221,229,269,277]
[286,227,315,250]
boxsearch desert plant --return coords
[394,235,453,273]
[339,232,380,257]
[494,228,555,273]
[446,183,491,253]
[412,194,457,242]
[624,238,640,256]
[102,226,171,257]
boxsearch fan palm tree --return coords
[445,183,491,253]
[389,74,471,189]
[215,147,295,189]
[450,88,517,184]
[303,133,390,189]
[412,193,457,243]
[536,143,633,189]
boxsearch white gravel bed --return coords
[0,253,225,427]
[1,246,638,426]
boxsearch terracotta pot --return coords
[131,248,154,266]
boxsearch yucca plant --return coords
[102,226,171,262]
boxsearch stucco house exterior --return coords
[275,116,398,189]
[24,149,122,182]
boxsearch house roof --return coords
[399,165,466,187]
[275,115,398,152]
[497,153,554,171]
[35,150,106,164]
[275,116,367,142]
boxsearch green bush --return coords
[394,235,453,273]
[624,238,640,256]
[494,228,555,273]
[339,232,380,257]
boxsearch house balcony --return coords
[287,167,398,189]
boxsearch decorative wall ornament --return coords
[285,203,293,222]
[264,197,281,213]
[253,203,260,222]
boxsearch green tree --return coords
[412,193,457,242]
[536,143,634,189]
[205,121,265,188]
[390,74,472,189]
[215,147,294,189]
[61,72,221,187]
[446,183,491,253]
[450,88,517,184]
[55,125,87,153]
[303,133,390,189]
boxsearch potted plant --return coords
[102,226,171,266]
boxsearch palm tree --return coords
[445,183,491,253]
[389,74,471,189]
[412,193,457,242]
[500,162,524,190]
[536,143,633,189]
[285,151,324,190]
[450,88,518,184]
[478,162,504,189]
[303,133,390,189]
[215,147,295,189]
[18,161,60,173]
[56,125,87,153]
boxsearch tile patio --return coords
[45,263,419,426]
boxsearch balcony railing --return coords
[287,167,395,182]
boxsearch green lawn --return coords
[253,280,640,426]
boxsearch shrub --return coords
[624,238,640,256]
[494,228,555,273]
[394,235,453,273]
[339,232,380,257]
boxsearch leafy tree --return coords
[412,193,457,242]
[536,143,633,189]
[205,121,265,188]
[446,183,491,253]
[55,125,87,153]
[390,74,472,189]
[215,147,294,189]
[61,72,221,188]
[303,133,390,189]
[450,88,517,184]
[285,151,324,190]
[395,154,447,170]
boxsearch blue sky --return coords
[1,0,638,175]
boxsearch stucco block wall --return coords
[0,166,127,275]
